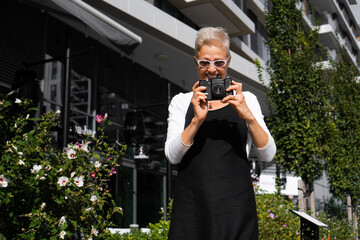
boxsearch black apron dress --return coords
[168,104,258,240]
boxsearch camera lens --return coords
[212,84,225,98]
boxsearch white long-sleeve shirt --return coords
[164,91,276,165]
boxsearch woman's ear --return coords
[227,55,232,66]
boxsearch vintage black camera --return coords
[199,76,233,100]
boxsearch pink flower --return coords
[282,224,287,227]
[91,172,96,178]
[269,213,274,219]
[0,175,9,188]
[110,167,117,176]
[67,149,76,159]
[96,114,103,123]
[74,141,91,153]
[73,176,84,187]
[57,176,69,187]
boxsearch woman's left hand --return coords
[223,80,270,149]
[222,80,254,122]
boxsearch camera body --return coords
[199,76,233,100]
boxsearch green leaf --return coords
[93,152,100,160]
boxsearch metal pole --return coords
[166,82,172,218]
[62,32,72,148]
[133,168,137,224]
[115,156,120,226]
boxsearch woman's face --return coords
[194,43,231,80]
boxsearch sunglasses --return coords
[195,56,230,68]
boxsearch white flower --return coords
[80,141,91,153]
[73,176,84,187]
[59,230,66,239]
[40,202,46,210]
[0,175,9,188]
[59,216,66,226]
[12,144,17,151]
[31,165,42,174]
[70,172,76,178]
[44,165,51,171]
[57,176,69,187]
[91,226,98,236]
[94,161,101,168]
[26,114,30,119]
[85,207,92,212]
[18,160,25,165]
[74,143,80,150]
[14,123,17,128]
[17,152,23,156]
[15,98,22,104]
[56,109,61,114]
[90,195,97,202]
[67,148,76,159]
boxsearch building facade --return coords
[1,0,359,228]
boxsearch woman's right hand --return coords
[180,81,208,146]
[191,81,208,123]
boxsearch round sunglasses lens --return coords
[199,61,210,67]
[214,61,225,67]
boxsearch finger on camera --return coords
[232,80,242,92]
[222,95,234,102]
[192,82,200,91]
[195,92,207,101]
[196,86,207,92]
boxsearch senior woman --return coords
[164,27,276,240]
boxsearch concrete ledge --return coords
[108,227,150,234]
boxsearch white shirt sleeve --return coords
[164,91,276,164]
[244,92,276,162]
[164,92,193,164]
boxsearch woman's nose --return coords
[207,63,217,73]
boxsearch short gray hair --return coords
[195,27,230,57]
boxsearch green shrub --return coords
[256,185,356,239]
[317,210,355,239]
[108,200,171,240]
[0,93,125,239]
[256,186,300,239]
